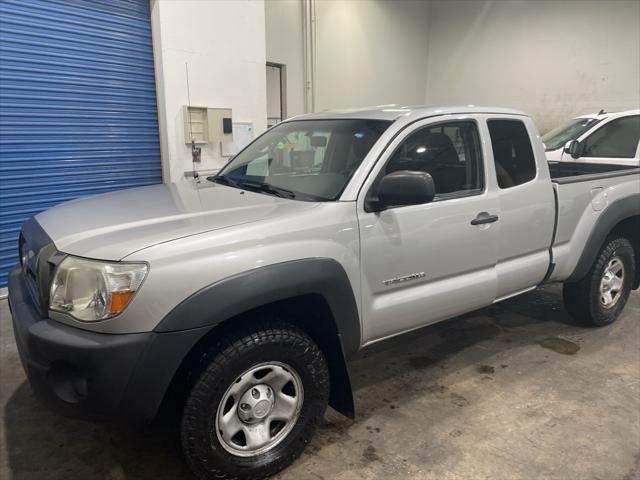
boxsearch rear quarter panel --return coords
[549,173,640,282]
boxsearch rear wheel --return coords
[180,322,329,480]
[563,236,635,326]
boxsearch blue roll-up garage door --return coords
[0,0,162,288]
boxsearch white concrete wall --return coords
[151,0,267,182]
[151,0,640,182]
[265,0,431,114]
[425,0,640,133]
[265,0,306,118]
[314,0,430,111]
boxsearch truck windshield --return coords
[542,117,601,151]
[212,119,391,201]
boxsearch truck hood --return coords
[35,180,318,260]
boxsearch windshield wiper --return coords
[208,175,239,187]
[236,181,297,199]
[208,175,297,199]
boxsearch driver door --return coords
[358,118,500,344]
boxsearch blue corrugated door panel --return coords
[0,0,163,288]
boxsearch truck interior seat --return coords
[423,133,466,194]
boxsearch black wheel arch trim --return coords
[151,258,362,418]
[154,258,361,351]
[567,194,640,286]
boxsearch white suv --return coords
[543,109,640,166]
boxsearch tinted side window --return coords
[488,120,536,188]
[582,115,640,158]
[385,121,483,196]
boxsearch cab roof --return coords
[289,104,529,122]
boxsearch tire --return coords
[563,236,635,326]
[180,321,329,480]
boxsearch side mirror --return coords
[567,140,582,159]
[368,171,436,212]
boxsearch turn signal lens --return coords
[110,291,136,315]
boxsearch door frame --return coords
[266,62,287,127]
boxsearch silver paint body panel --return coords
[30,105,639,341]
[549,174,640,282]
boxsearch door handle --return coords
[471,212,499,225]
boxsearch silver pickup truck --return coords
[8,106,640,480]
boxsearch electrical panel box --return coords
[207,108,233,143]
[184,106,209,144]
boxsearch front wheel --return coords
[180,322,329,480]
[563,236,635,326]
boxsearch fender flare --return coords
[123,258,361,420]
[154,258,361,354]
[566,194,640,284]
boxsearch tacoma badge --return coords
[383,272,426,286]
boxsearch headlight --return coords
[50,256,148,322]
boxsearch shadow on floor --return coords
[3,382,191,480]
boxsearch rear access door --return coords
[484,115,556,300]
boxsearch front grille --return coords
[18,218,60,317]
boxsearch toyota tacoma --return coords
[8,105,640,479]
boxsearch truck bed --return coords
[549,161,640,184]
[548,162,640,283]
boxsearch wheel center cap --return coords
[237,384,275,423]
[253,400,271,419]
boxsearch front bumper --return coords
[8,265,208,422]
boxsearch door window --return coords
[487,120,536,188]
[582,115,640,158]
[384,121,484,197]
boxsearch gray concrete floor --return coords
[1,285,639,480]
